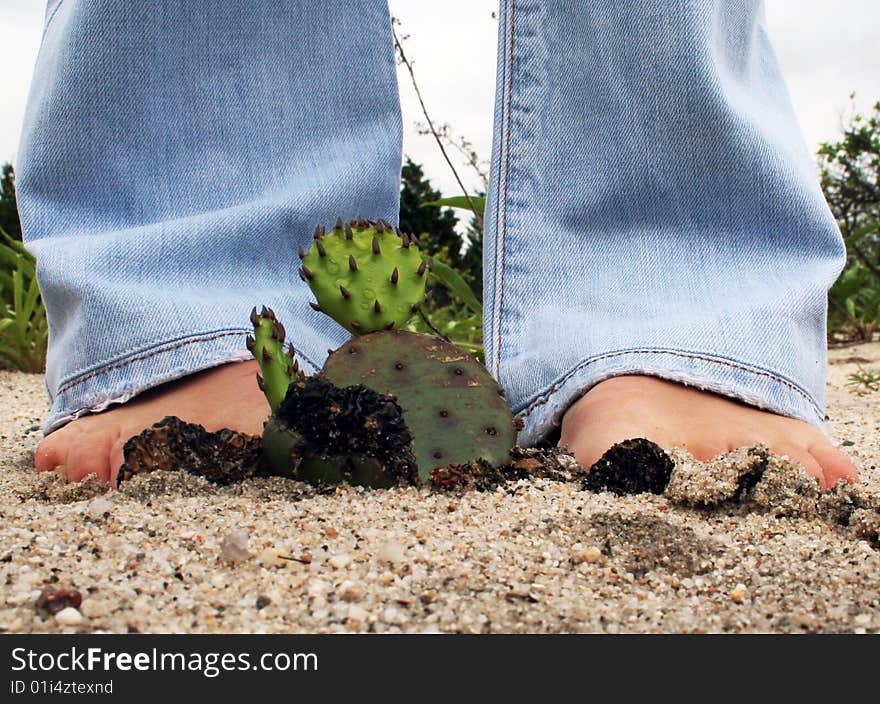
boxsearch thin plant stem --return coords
[392,22,485,231]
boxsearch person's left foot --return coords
[559,375,858,490]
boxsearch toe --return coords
[34,431,66,472]
[809,444,859,488]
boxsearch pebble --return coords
[382,607,405,625]
[730,584,748,603]
[339,580,363,602]
[85,498,112,520]
[220,530,252,563]
[54,608,84,627]
[347,605,369,623]
[257,548,288,568]
[328,553,352,570]
[573,546,603,564]
[377,540,405,564]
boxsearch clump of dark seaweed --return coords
[582,438,674,495]
[117,416,263,485]
[265,375,417,487]
[430,446,584,492]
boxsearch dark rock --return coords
[35,587,83,616]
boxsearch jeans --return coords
[17,0,844,444]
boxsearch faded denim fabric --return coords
[17,1,844,442]
[486,0,844,443]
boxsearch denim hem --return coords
[42,328,320,435]
[514,348,826,447]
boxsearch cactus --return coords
[322,330,515,482]
[299,217,428,334]
[247,306,302,411]
[263,375,418,488]
[245,214,515,488]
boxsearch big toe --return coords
[34,430,66,472]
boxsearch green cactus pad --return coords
[300,217,428,334]
[322,330,516,482]
[247,306,302,411]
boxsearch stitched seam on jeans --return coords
[518,348,822,419]
[56,330,249,394]
[43,0,65,34]
[494,0,517,376]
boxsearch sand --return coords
[1,343,878,634]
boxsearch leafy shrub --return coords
[0,228,47,372]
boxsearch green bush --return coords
[0,228,47,372]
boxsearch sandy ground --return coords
[1,344,878,634]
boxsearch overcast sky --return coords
[2,1,878,200]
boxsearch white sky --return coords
[1,0,878,200]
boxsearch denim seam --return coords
[43,1,65,35]
[55,330,321,395]
[493,0,517,377]
[517,348,822,419]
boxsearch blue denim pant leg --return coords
[17,1,402,434]
[485,0,846,445]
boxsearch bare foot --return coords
[560,375,859,490]
[34,361,270,487]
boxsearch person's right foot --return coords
[34,360,270,487]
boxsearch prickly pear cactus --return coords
[322,330,515,482]
[247,306,302,411]
[299,217,428,334]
